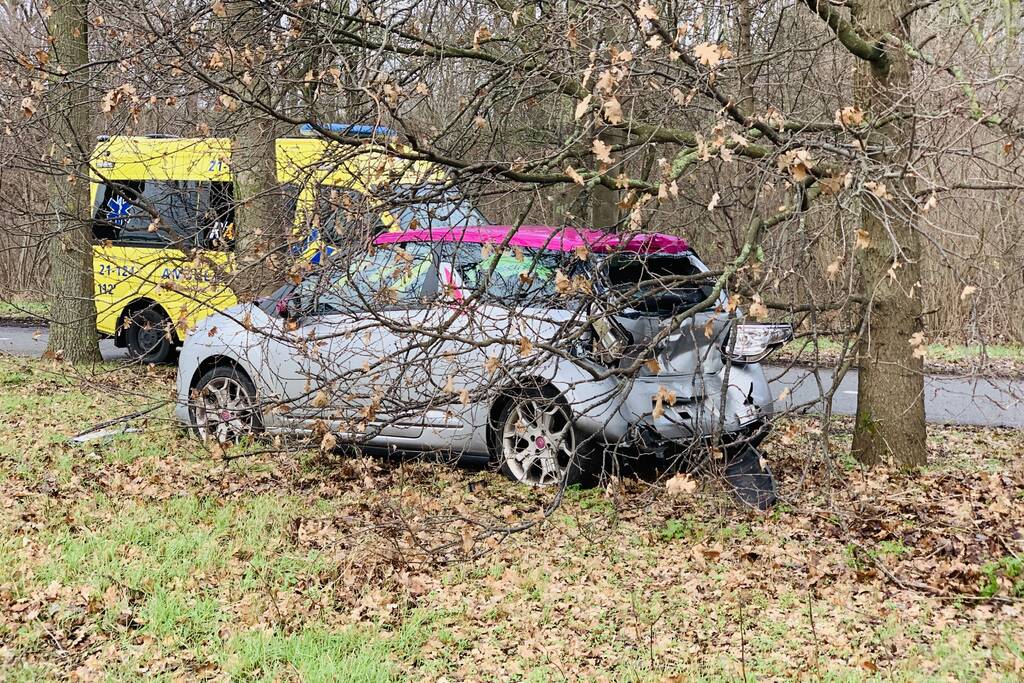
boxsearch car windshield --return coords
[297,242,435,314]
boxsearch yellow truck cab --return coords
[89,125,480,362]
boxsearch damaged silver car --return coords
[174,225,791,509]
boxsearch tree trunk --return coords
[45,0,101,364]
[591,126,623,230]
[224,0,283,300]
[850,0,927,468]
[735,0,757,117]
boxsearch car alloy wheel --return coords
[500,394,577,486]
[192,370,260,444]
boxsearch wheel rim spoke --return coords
[501,397,574,487]
[195,376,255,444]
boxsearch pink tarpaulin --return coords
[374,225,689,254]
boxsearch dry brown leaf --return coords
[565,165,585,185]
[472,25,492,49]
[320,431,337,453]
[854,228,871,250]
[694,42,732,68]
[603,97,624,124]
[218,93,239,112]
[555,269,571,294]
[748,296,768,322]
[636,2,659,21]
[826,259,842,280]
[909,331,927,359]
[592,138,614,164]
[574,94,592,120]
[865,181,891,200]
[666,473,697,495]
[835,106,864,128]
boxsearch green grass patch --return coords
[0,297,48,320]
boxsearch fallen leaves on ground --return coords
[0,356,1022,680]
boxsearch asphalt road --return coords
[767,366,1024,428]
[2,324,1022,427]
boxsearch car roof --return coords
[373,225,689,255]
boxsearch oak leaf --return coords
[636,2,659,21]
[602,97,624,124]
[592,138,614,164]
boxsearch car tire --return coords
[125,304,176,364]
[495,388,596,488]
[189,365,263,444]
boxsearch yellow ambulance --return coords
[89,125,481,362]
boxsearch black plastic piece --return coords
[723,444,778,511]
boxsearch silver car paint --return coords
[175,295,775,457]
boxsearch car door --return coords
[422,241,566,449]
[283,242,439,440]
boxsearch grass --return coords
[0,354,1023,680]
[780,335,1024,372]
[0,296,48,320]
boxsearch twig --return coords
[69,402,168,440]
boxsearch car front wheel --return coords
[497,390,592,487]
[190,366,263,444]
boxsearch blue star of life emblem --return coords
[105,195,134,224]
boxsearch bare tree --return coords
[43,0,101,363]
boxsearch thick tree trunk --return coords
[45,0,101,364]
[224,0,283,300]
[850,0,927,468]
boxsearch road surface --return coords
[767,366,1023,428]
[2,324,1022,427]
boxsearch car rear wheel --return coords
[497,390,591,487]
[190,366,263,444]
[125,304,175,363]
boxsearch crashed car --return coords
[174,225,791,508]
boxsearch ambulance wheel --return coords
[125,304,176,364]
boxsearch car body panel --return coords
[175,224,781,465]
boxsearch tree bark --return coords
[591,125,623,230]
[45,0,101,364]
[735,0,757,117]
[850,0,927,468]
[223,0,283,300]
